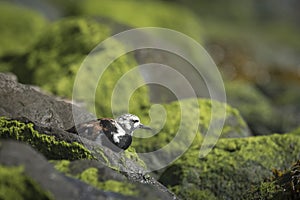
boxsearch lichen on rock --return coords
[78,167,139,196]
[245,160,300,199]
[50,159,170,198]
[159,134,300,200]
[0,117,93,160]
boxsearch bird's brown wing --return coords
[66,119,105,141]
[98,118,118,135]
[66,118,119,141]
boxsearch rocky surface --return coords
[245,160,300,199]
[1,2,299,199]
[0,141,130,200]
[0,71,255,199]
[0,72,94,129]
[159,133,300,199]
[0,71,253,199]
[0,73,178,199]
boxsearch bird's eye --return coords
[132,120,139,123]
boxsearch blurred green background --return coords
[0,0,300,136]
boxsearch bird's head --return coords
[115,114,151,134]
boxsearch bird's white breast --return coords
[112,122,126,143]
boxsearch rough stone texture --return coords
[0,139,176,199]
[0,140,135,200]
[51,159,175,199]
[0,72,94,129]
[0,73,178,199]
[159,133,300,200]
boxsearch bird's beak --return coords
[139,123,152,130]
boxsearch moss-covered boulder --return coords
[0,73,146,173]
[0,118,93,160]
[51,160,141,197]
[0,2,47,58]
[52,0,209,103]
[0,140,143,199]
[0,165,53,200]
[159,134,300,200]
[133,98,250,153]
[0,140,178,199]
[226,81,280,135]
[22,17,110,85]
[51,160,168,199]
[10,17,149,117]
[0,116,150,178]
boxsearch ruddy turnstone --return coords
[66,114,151,151]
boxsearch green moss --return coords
[57,0,202,42]
[18,17,110,85]
[77,167,138,196]
[52,160,140,196]
[244,160,300,199]
[0,2,47,57]
[159,134,300,199]
[10,17,149,117]
[100,180,138,196]
[171,185,218,200]
[124,147,146,169]
[94,148,111,167]
[245,182,281,200]
[133,98,249,153]
[51,160,71,175]
[0,165,53,200]
[0,118,93,160]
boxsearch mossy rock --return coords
[133,98,250,153]
[226,81,279,135]
[50,159,177,199]
[245,160,300,199]
[12,17,149,117]
[159,134,300,200]
[0,2,47,58]
[0,165,53,200]
[52,160,138,196]
[56,0,203,42]
[0,118,93,160]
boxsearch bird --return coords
[66,114,152,151]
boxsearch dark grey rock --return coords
[0,140,133,200]
[0,72,94,129]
